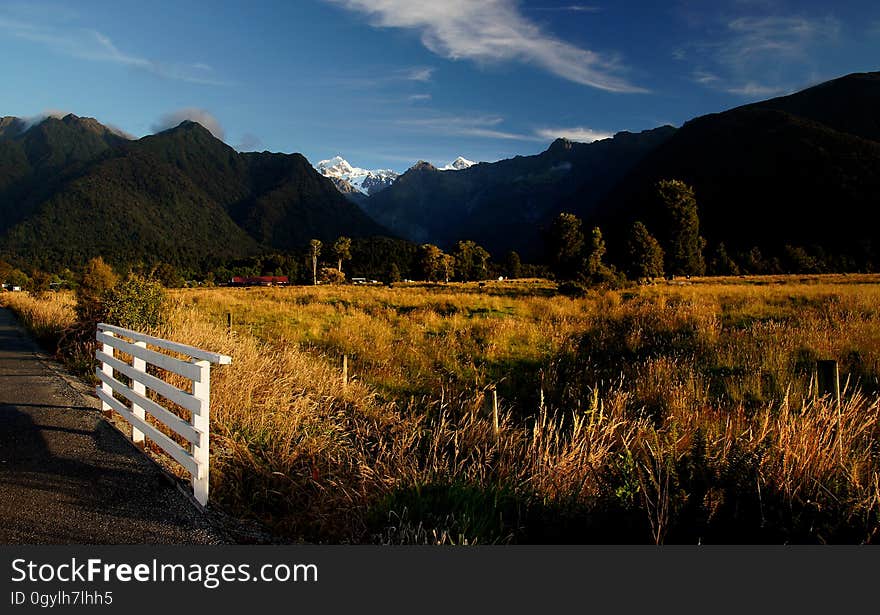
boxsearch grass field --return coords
[4,274,880,544]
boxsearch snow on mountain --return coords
[316,156,399,195]
[440,156,476,171]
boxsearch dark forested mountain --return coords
[363,126,676,259]
[2,70,878,275]
[589,71,880,268]
[0,116,388,271]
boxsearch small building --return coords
[351,277,367,284]
[230,276,289,287]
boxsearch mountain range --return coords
[0,116,386,271]
[1,70,878,274]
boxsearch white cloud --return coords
[404,67,435,82]
[530,5,602,13]
[151,108,225,140]
[721,16,840,66]
[685,13,840,98]
[396,115,544,141]
[724,82,787,97]
[534,126,612,142]
[0,15,232,86]
[407,93,432,102]
[324,0,645,93]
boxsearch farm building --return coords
[230,276,289,287]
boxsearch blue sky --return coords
[1,0,878,171]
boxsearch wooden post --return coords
[342,354,348,388]
[226,312,232,332]
[100,331,115,418]
[539,370,545,412]
[816,360,840,407]
[191,360,211,507]
[492,388,499,435]
[131,341,147,447]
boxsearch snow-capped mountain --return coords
[316,156,399,196]
[440,156,476,171]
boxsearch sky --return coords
[1,0,878,172]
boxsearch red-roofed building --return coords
[230,276,289,287]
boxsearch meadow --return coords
[3,274,880,544]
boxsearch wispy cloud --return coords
[529,5,602,13]
[407,93,432,102]
[324,0,645,93]
[723,82,788,97]
[0,14,233,86]
[684,12,840,98]
[151,108,225,140]
[534,126,612,142]
[720,16,840,66]
[236,133,264,152]
[396,115,545,141]
[395,115,614,143]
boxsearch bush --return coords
[319,267,346,285]
[102,274,168,331]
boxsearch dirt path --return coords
[0,307,223,544]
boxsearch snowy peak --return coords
[316,155,398,196]
[440,156,476,171]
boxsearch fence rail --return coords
[95,323,231,506]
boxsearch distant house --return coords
[230,276,289,287]
[351,277,367,284]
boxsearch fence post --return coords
[129,341,147,446]
[816,360,840,408]
[492,388,499,435]
[191,360,211,506]
[100,331,115,418]
[342,354,348,388]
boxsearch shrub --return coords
[102,274,168,331]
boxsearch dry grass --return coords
[3,274,880,544]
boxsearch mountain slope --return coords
[0,117,390,270]
[364,127,676,258]
[590,71,880,267]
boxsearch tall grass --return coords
[3,275,879,543]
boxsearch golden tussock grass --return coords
[3,275,880,543]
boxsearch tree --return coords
[627,221,665,281]
[75,257,119,324]
[332,236,352,275]
[545,213,585,280]
[656,180,705,277]
[709,242,740,276]
[452,240,490,281]
[385,262,401,284]
[440,253,455,283]
[309,239,322,286]
[504,251,522,279]
[419,244,455,282]
[584,226,623,286]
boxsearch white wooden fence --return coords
[94,323,231,506]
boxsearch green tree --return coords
[385,262,401,284]
[452,240,490,281]
[656,180,705,277]
[102,274,168,331]
[309,239,322,286]
[584,226,623,286]
[332,236,352,274]
[627,221,665,281]
[709,242,740,276]
[545,212,585,280]
[419,244,455,282]
[504,251,522,279]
